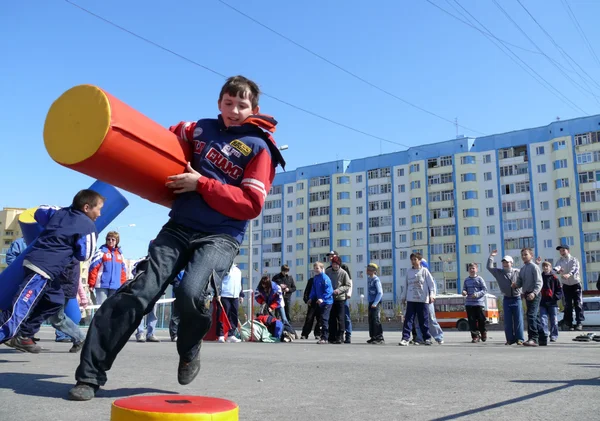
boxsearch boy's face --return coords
[542,265,551,274]
[218,92,258,127]
[367,268,375,277]
[521,250,532,263]
[410,257,420,268]
[83,201,103,221]
[469,265,477,276]
[313,265,323,275]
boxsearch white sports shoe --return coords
[217,336,226,343]
[226,336,241,343]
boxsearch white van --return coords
[558,296,600,330]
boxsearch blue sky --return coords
[2,0,600,259]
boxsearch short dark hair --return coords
[468,263,478,269]
[521,247,533,255]
[410,253,422,261]
[219,75,260,109]
[281,264,289,272]
[72,189,105,211]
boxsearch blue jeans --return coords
[56,298,82,341]
[137,305,158,337]
[538,305,558,340]
[416,303,443,342]
[344,300,352,338]
[402,301,430,341]
[525,295,541,342]
[502,296,525,343]
[94,288,117,306]
[76,220,240,387]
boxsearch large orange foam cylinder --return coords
[43,85,190,207]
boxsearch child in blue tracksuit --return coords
[0,190,103,353]
[308,262,334,344]
[462,263,488,343]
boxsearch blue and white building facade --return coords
[235,115,600,311]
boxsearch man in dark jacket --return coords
[300,277,320,339]
[327,251,352,343]
[272,264,296,321]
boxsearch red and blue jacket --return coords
[255,281,283,310]
[88,245,127,290]
[23,206,97,281]
[169,114,285,244]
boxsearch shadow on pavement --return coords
[0,372,178,400]
[430,376,600,420]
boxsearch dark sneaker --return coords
[69,341,85,353]
[550,337,557,342]
[372,339,385,345]
[146,335,161,343]
[32,336,40,342]
[56,338,72,343]
[367,338,374,344]
[177,351,201,385]
[481,332,487,342]
[171,336,177,342]
[300,336,308,340]
[575,324,583,331]
[344,337,351,344]
[68,382,99,401]
[11,336,42,353]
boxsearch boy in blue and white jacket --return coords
[0,190,102,353]
[462,263,488,343]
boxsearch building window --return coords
[296,182,304,190]
[486,207,494,216]
[483,154,492,163]
[411,215,423,224]
[356,206,363,214]
[540,201,550,210]
[411,197,422,206]
[541,220,550,230]
[399,201,406,209]
[464,245,481,254]
[356,222,364,230]
[552,140,567,151]
[484,172,492,181]
[462,191,478,200]
[537,164,546,173]
[337,176,350,184]
[463,208,479,218]
[410,180,421,190]
[485,189,494,199]
[409,163,420,173]
[556,198,571,208]
[553,159,568,170]
[460,156,476,165]
[336,192,350,200]
[487,225,495,235]
[460,173,477,182]
[464,226,480,236]
[356,191,363,199]
[287,215,293,223]
[558,217,573,227]
[536,146,545,155]
[560,236,575,246]
[543,239,553,248]
[539,183,548,192]
[356,174,363,183]
[555,178,570,189]
[397,168,405,177]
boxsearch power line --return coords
[430,0,587,115]
[560,0,600,68]
[215,0,486,136]
[491,0,600,105]
[430,0,583,77]
[61,0,419,149]
[516,0,600,91]
[64,0,501,165]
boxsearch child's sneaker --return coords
[398,339,409,346]
[217,336,225,343]
[10,336,42,353]
[481,332,487,342]
[136,333,146,343]
[226,336,241,343]
[424,339,432,345]
[317,339,328,344]
[522,339,538,347]
[516,340,524,345]
[471,337,480,343]
[436,339,444,345]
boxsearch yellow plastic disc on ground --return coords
[111,396,239,421]
[43,84,111,165]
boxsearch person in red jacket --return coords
[70,75,285,401]
[87,231,127,305]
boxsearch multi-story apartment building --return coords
[0,207,26,272]
[236,115,600,309]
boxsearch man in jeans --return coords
[326,251,352,343]
[555,245,584,331]
[487,251,524,345]
[513,248,543,347]
[68,76,285,401]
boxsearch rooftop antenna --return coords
[455,117,459,138]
